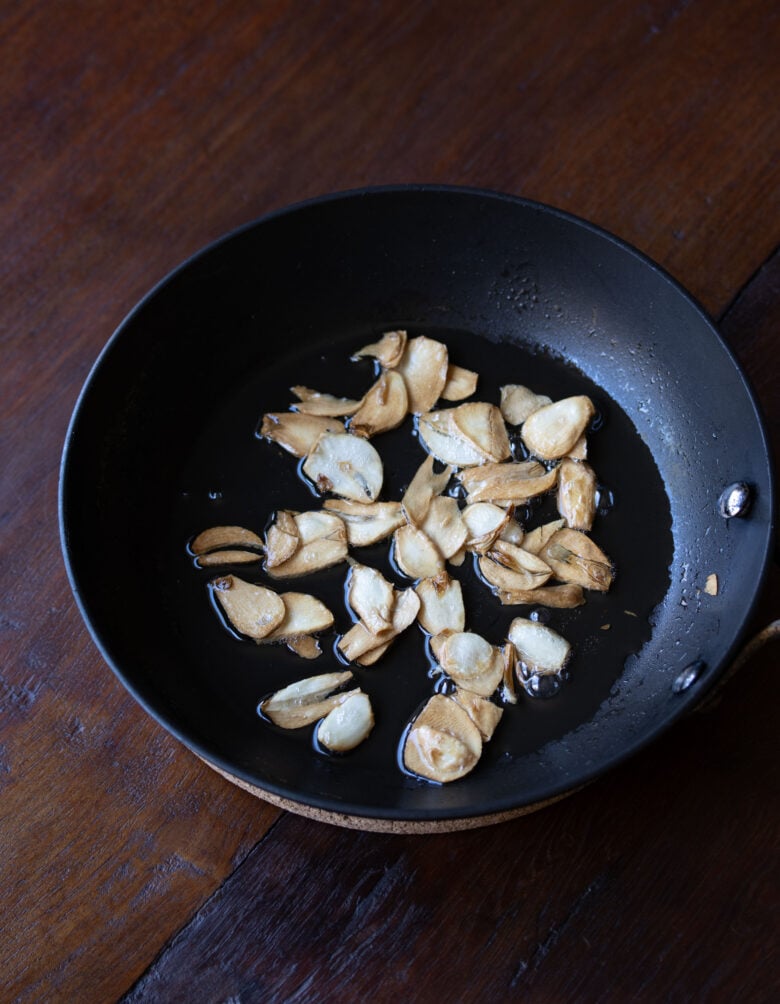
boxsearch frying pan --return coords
[59,186,774,831]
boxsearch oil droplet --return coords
[524,673,563,699]
[208,490,223,501]
[596,486,615,515]
[672,659,706,693]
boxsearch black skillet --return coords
[59,186,774,831]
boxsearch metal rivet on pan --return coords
[672,659,706,694]
[718,482,753,518]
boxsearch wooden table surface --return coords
[3,2,778,1001]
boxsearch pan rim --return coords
[59,184,775,823]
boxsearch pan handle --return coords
[695,619,780,713]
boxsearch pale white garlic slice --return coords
[567,434,588,460]
[290,386,363,417]
[210,575,286,640]
[461,502,512,553]
[498,516,525,546]
[415,572,466,635]
[191,525,264,554]
[458,461,558,504]
[417,410,491,468]
[541,528,614,591]
[436,631,504,697]
[497,583,585,608]
[441,364,478,401]
[322,499,404,546]
[302,431,383,502]
[450,688,503,741]
[401,453,453,527]
[403,694,482,783]
[478,540,552,593]
[557,458,598,531]
[393,524,445,579]
[260,412,345,457]
[317,692,375,752]
[265,511,348,578]
[260,671,357,728]
[450,402,511,463]
[346,562,396,635]
[352,329,407,368]
[395,335,449,414]
[499,384,552,425]
[420,496,467,560]
[338,587,420,665]
[508,617,571,675]
[521,395,595,460]
[349,370,408,438]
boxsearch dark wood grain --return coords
[1,0,778,1000]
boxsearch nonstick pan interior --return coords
[60,187,774,823]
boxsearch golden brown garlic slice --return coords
[403,694,482,784]
[349,370,408,438]
[478,540,552,593]
[450,688,503,740]
[497,583,585,608]
[195,549,262,567]
[346,562,396,635]
[290,386,364,417]
[317,692,374,751]
[338,587,420,665]
[461,502,512,553]
[302,431,383,502]
[458,461,558,505]
[395,335,449,414]
[451,402,511,463]
[567,435,588,460]
[541,528,614,591]
[352,329,408,368]
[522,518,566,555]
[499,384,552,426]
[557,458,597,531]
[501,643,518,704]
[441,364,478,401]
[265,511,348,578]
[265,591,335,646]
[401,454,453,527]
[191,525,264,554]
[508,617,571,675]
[417,410,491,468]
[264,509,300,569]
[393,524,445,579]
[210,575,286,640]
[260,412,345,457]
[436,631,504,697]
[322,499,405,546]
[415,572,466,635]
[260,671,357,728]
[420,496,467,561]
[521,395,595,460]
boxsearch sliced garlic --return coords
[450,688,503,740]
[441,364,478,401]
[451,402,512,463]
[260,671,356,728]
[415,572,466,635]
[302,431,383,502]
[290,386,364,417]
[322,499,405,546]
[557,458,597,531]
[195,549,262,567]
[521,396,595,460]
[210,575,286,640]
[260,412,345,457]
[317,692,374,751]
[338,587,420,665]
[478,541,552,593]
[497,583,585,608]
[522,518,566,555]
[501,643,517,704]
[346,563,396,635]
[286,635,323,660]
[264,509,300,569]
[191,525,264,554]
[265,511,348,578]
[458,461,558,504]
[436,631,504,697]
[499,516,525,547]
[403,694,482,783]
[421,496,467,560]
[395,335,449,414]
[352,329,407,368]
[462,502,512,553]
[417,409,491,468]
[401,453,453,527]
[567,434,588,460]
[541,528,614,591]
[349,370,408,438]
[499,384,552,426]
[265,591,335,641]
[508,617,571,675]
[393,524,445,579]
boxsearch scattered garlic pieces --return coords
[317,692,375,752]
[265,510,348,578]
[302,431,384,502]
[322,499,405,546]
[497,583,585,608]
[415,572,466,635]
[338,586,420,665]
[349,370,409,438]
[264,510,300,569]
[461,502,512,554]
[441,363,479,401]
[541,528,614,592]
[704,573,718,596]
[395,335,450,414]
[401,454,453,527]
[435,630,504,697]
[450,688,503,741]
[211,575,286,640]
[191,525,264,554]
[352,329,407,368]
[290,386,363,417]
[521,395,595,460]
[508,617,571,676]
[418,402,511,467]
[260,671,357,728]
[260,412,345,457]
[500,384,552,426]
[458,460,558,505]
[393,524,445,579]
[346,562,396,634]
[195,549,262,567]
[403,694,482,784]
[557,458,597,531]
